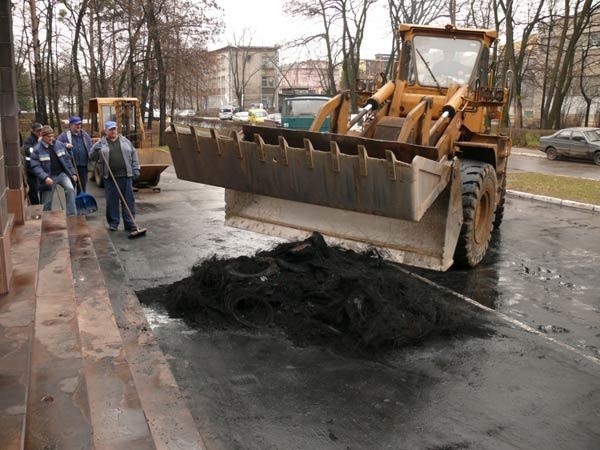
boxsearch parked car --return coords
[248,108,269,124]
[267,112,281,124]
[177,109,196,117]
[539,127,600,165]
[219,106,235,120]
[232,111,249,122]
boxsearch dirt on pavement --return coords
[137,233,493,359]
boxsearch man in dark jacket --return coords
[21,122,43,205]
[30,126,78,216]
[57,116,93,193]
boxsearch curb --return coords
[507,189,600,213]
[511,150,545,159]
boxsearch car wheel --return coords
[594,152,600,166]
[546,147,558,160]
[94,164,104,188]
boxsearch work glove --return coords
[133,170,140,181]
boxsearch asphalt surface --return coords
[83,152,600,450]
[510,147,600,180]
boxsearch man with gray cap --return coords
[30,125,78,216]
[57,116,93,193]
[21,122,43,205]
[90,121,140,231]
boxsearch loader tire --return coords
[493,175,507,229]
[454,160,497,268]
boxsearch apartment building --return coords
[204,45,279,113]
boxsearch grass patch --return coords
[507,172,600,205]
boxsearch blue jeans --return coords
[41,172,77,216]
[104,176,136,229]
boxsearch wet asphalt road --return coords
[85,159,600,450]
[510,148,600,180]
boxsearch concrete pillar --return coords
[0,0,23,293]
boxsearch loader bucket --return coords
[165,124,463,270]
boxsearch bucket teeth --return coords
[386,150,397,181]
[277,136,289,166]
[329,141,341,173]
[303,138,315,169]
[358,145,368,177]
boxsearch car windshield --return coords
[584,129,600,141]
[284,98,329,116]
[412,36,481,87]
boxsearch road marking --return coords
[394,266,600,367]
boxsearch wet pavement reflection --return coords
[87,168,600,450]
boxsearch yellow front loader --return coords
[165,24,511,271]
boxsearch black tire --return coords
[546,147,558,160]
[454,160,497,268]
[594,152,600,166]
[94,164,104,188]
[493,174,507,229]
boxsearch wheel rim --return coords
[474,189,492,245]
[547,148,557,160]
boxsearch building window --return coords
[262,76,275,88]
[262,56,273,68]
[260,95,272,108]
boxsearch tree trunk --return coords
[29,0,47,124]
[72,0,88,117]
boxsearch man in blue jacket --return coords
[90,121,140,231]
[57,116,92,193]
[30,126,78,216]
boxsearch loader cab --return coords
[398,25,495,91]
[410,36,481,88]
[88,97,145,147]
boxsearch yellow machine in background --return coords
[88,97,171,189]
[165,24,511,271]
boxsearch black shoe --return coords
[125,226,138,231]
[108,225,118,231]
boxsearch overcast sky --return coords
[210,0,394,61]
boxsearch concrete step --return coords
[0,207,42,450]
[1,210,205,449]
[66,214,155,449]
[24,211,155,449]
[24,211,94,448]
[86,218,207,450]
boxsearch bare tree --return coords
[285,0,378,108]
[285,0,343,95]
[385,0,446,79]
[577,18,600,126]
[495,0,546,128]
[540,0,597,128]
[28,0,48,124]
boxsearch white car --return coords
[177,109,196,117]
[219,106,235,120]
[232,111,249,122]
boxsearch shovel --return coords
[71,155,98,215]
